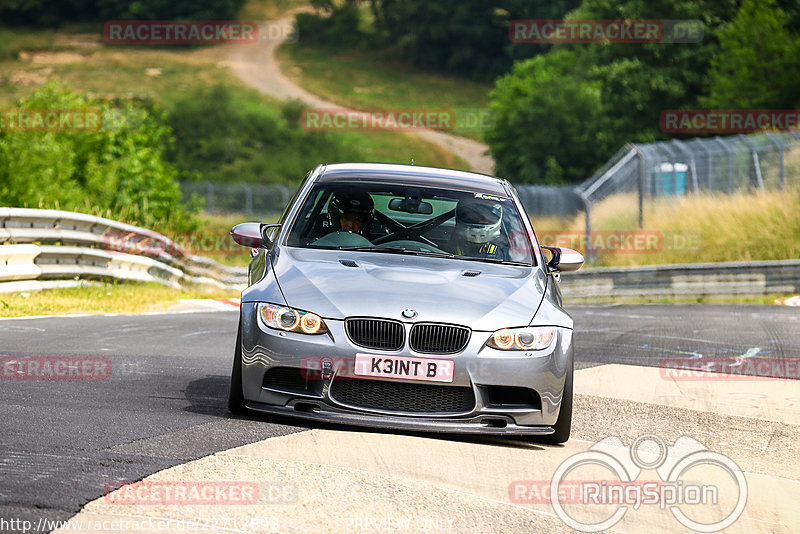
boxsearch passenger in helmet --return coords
[328,190,375,236]
[449,199,509,260]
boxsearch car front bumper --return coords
[239,303,573,435]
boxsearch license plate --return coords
[354,354,454,383]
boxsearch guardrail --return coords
[0,207,247,293]
[561,259,800,301]
[3,207,796,300]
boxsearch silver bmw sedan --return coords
[228,163,583,443]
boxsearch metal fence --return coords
[183,130,800,226]
[577,131,800,213]
[567,131,800,258]
[181,181,295,216]
[183,180,590,219]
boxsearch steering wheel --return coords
[309,231,373,247]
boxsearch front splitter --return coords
[245,401,554,436]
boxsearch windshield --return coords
[284,182,535,265]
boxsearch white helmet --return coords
[456,200,502,244]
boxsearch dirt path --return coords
[222,15,495,174]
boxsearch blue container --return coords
[654,163,688,195]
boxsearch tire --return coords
[539,363,573,444]
[228,321,249,415]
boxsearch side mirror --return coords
[231,223,280,249]
[542,246,584,273]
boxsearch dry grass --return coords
[0,281,238,318]
[531,189,800,267]
[195,212,281,267]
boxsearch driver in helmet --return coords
[327,190,375,237]
[449,199,509,260]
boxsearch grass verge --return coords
[277,42,492,141]
[0,21,465,172]
[564,294,796,306]
[532,189,800,267]
[194,212,280,267]
[0,281,238,318]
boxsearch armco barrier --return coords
[561,259,800,301]
[0,207,246,293]
[2,207,796,299]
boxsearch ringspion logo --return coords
[544,434,747,532]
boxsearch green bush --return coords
[165,85,362,185]
[295,1,367,47]
[486,49,612,184]
[371,0,581,81]
[0,83,196,232]
[486,0,800,185]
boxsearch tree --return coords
[487,0,751,184]
[568,0,740,149]
[0,84,194,231]
[702,0,800,109]
[373,0,581,81]
[0,0,246,26]
[486,49,612,184]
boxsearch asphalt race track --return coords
[1,304,798,532]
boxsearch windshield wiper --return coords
[336,246,457,259]
[334,246,527,264]
[457,256,530,266]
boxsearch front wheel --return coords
[539,364,573,444]
[228,321,249,415]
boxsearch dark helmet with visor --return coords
[329,190,375,232]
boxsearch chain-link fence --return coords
[578,131,800,208]
[181,181,295,217]
[183,130,800,233]
[567,131,800,257]
[182,179,589,219]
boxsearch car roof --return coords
[315,163,509,196]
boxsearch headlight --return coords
[487,326,556,351]
[259,303,328,334]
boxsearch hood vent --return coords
[462,270,482,277]
[339,259,359,268]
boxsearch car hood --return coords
[268,247,547,331]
